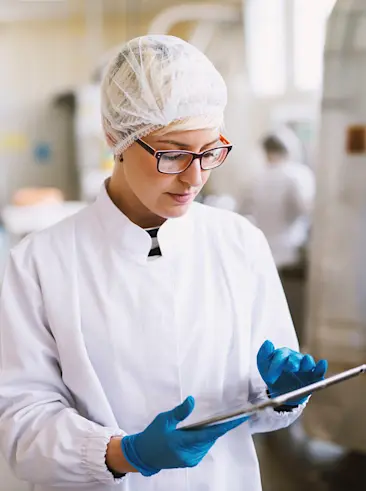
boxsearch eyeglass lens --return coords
[158,147,229,173]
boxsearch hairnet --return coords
[101,35,227,154]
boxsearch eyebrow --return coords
[155,137,220,150]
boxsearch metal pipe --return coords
[148,4,240,36]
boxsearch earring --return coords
[119,155,124,162]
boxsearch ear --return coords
[118,154,123,162]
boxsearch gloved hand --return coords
[121,396,249,476]
[257,340,328,406]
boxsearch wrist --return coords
[106,437,138,475]
[121,434,160,477]
[266,388,305,408]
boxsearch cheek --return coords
[202,170,212,185]
[126,159,175,196]
[125,156,157,187]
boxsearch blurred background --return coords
[0,0,365,489]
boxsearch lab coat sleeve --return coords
[246,228,307,434]
[287,167,315,220]
[0,251,124,486]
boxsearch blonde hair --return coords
[151,116,224,137]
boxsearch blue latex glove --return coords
[121,396,249,476]
[257,340,328,406]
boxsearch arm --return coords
[247,229,306,434]
[0,250,125,486]
[106,438,138,475]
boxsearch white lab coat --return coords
[0,182,304,491]
[252,161,315,268]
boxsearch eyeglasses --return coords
[135,134,233,175]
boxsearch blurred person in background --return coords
[0,35,326,491]
[252,129,315,270]
[251,129,315,343]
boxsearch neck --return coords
[269,155,288,166]
[107,175,165,229]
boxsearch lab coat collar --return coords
[93,181,193,262]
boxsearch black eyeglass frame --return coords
[135,134,233,174]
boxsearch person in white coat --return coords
[252,130,315,269]
[0,35,327,491]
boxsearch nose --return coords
[179,158,203,187]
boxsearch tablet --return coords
[180,364,366,430]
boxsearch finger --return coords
[283,352,302,373]
[258,340,275,358]
[186,416,250,444]
[165,396,195,427]
[257,340,275,376]
[313,359,328,379]
[300,354,316,372]
[266,349,291,384]
[206,416,250,438]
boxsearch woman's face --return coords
[109,128,221,228]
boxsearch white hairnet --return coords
[101,35,227,154]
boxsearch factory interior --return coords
[0,0,365,490]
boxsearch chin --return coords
[159,203,192,219]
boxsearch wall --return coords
[0,12,172,207]
[0,14,154,103]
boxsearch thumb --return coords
[313,359,328,379]
[257,340,275,375]
[199,416,251,442]
[165,396,195,428]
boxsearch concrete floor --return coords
[255,428,366,491]
[255,435,301,491]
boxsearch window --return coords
[245,0,286,96]
[293,0,337,91]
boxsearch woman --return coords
[0,35,327,491]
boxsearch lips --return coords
[167,193,195,204]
